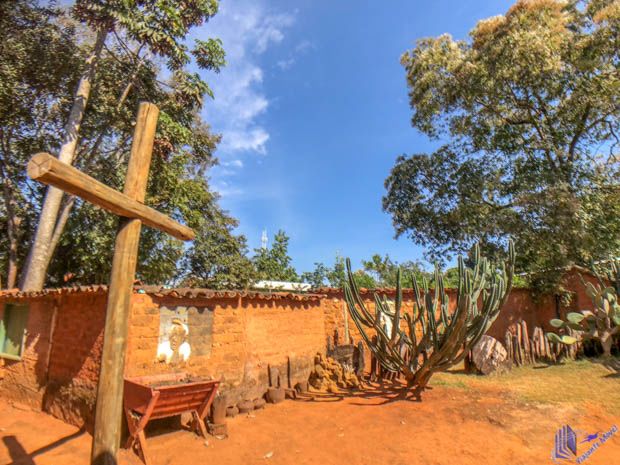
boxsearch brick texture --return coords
[0,268,602,427]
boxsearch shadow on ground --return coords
[2,428,86,465]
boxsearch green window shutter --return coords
[0,303,29,359]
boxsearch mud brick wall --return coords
[0,290,326,427]
[125,294,325,405]
[0,268,602,428]
[0,296,56,408]
[43,292,107,426]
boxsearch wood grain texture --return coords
[91,102,159,465]
[27,152,195,241]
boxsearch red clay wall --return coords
[0,296,56,408]
[125,294,325,404]
[0,269,601,427]
[0,290,326,427]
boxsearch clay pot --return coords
[226,405,239,417]
[266,387,285,404]
[237,400,254,414]
[211,396,227,424]
[253,398,266,410]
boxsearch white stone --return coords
[472,335,508,375]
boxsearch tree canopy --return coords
[252,230,300,282]
[0,1,251,289]
[384,0,620,293]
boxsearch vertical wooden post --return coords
[91,102,159,465]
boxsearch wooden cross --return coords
[26,102,195,465]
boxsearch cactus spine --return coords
[344,242,515,394]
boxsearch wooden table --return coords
[123,373,219,465]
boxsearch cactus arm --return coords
[345,258,374,324]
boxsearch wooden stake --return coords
[91,103,160,465]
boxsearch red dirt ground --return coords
[2,379,619,465]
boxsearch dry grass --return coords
[432,358,620,415]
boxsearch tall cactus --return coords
[547,259,620,357]
[344,242,514,395]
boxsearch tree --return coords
[252,230,299,282]
[20,0,225,290]
[301,262,329,288]
[362,254,426,287]
[0,1,82,288]
[181,211,255,290]
[2,1,253,290]
[301,255,379,289]
[383,0,620,293]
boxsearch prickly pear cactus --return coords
[547,265,620,357]
[343,241,515,396]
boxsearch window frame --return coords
[0,302,30,361]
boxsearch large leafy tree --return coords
[20,0,225,290]
[1,1,251,289]
[180,210,255,290]
[384,0,620,293]
[0,1,82,288]
[301,255,383,289]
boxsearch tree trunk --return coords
[2,175,21,289]
[20,29,107,291]
[48,195,76,257]
[600,334,612,357]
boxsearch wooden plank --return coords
[27,152,195,241]
[91,103,160,465]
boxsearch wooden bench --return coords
[123,373,220,465]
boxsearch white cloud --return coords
[225,128,270,154]
[224,159,244,168]
[295,39,314,53]
[277,58,296,70]
[193,1,295,160]
[275,40,315,71]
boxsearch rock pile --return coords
[308,353,360,393]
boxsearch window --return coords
[0,303,29,360]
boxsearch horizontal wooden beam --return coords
[27,152,195,241]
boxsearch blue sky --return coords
[194,0,514,273]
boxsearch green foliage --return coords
[301,256,384,289]
[362,254,426,287]
[546,258,620,355]
[181,211,254,290]
[252,231,299,282]
[344,242,515,393]
[300,262,329,288]
[74,0,223,73]
[384,0,620,293]
[0,0,83,285]
[1,1,252,289]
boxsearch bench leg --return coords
[136,430,150,465]
[192,411,208,438]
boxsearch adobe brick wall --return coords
[0,269,601,428]
[125,294,325,404]
[43,292,107,426]
[0,290,326,427]
[0,296,56,409]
